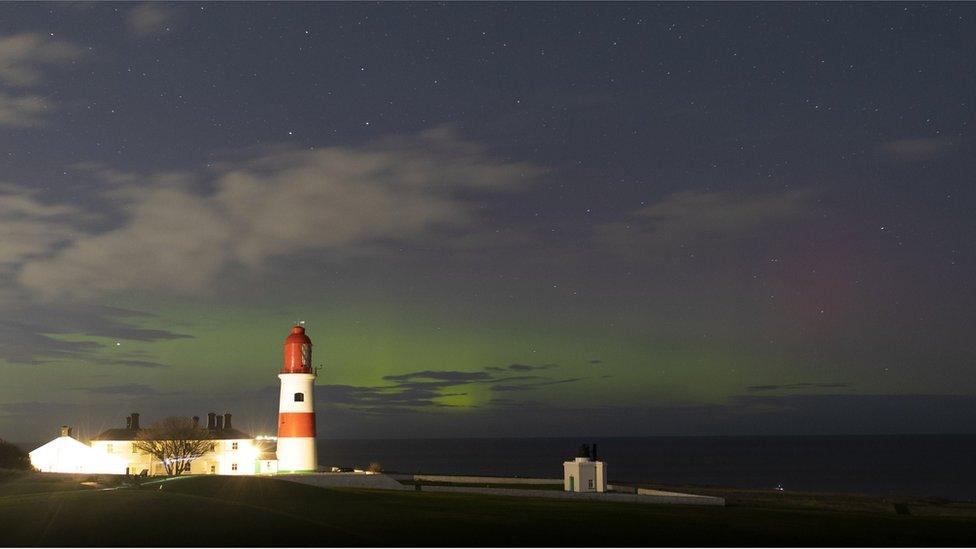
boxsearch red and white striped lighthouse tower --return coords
[276,325,317,472]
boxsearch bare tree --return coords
[133,417,212,476]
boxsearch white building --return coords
[28,426,117,474]
[563,443,607,493]
[30,412,277,476]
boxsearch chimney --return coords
[192,416,200,428]
[592,443,598,461]
[577,443,590,459]
[126,415,132,429]
[207,412,216,430]
[223,413,232,430]
[215,415,224,430]
[59,425,71,437]
[130,413,140,430]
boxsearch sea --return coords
[316,435,976,502]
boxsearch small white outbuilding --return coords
[563,443,606,493]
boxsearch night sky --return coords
[2,3,975,443]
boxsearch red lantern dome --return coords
[282,325,313,373]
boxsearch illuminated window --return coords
[132,444,138,453]
[107,444,114,453]
[231,463,238,471]
[232,442,238,450]
[294,392,304,402]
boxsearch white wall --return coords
[594,461,607,492]
[278,373,316,414]
[29,436,121,474]
[33,436,265,477]
[257,459,279,475]
[90,440,150,474]
[211,439,261,475]
[563,459,606,492]
[89,438,260,476]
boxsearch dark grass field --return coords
[2,470,976,546]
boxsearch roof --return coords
[91,428,138,441]
[29,435,93,455]
[92,427,253,441]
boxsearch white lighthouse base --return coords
[277,437,317,473]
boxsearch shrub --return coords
[0,439,32,470]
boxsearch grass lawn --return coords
[1,470,975,546]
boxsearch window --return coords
[132,444,138,453]
[210,465,216,474]
[588,479,594,489]
[210,443,215,452]
[231,463,238,471]
[107,444,113,453]
[294,392,304,402]
[232,442,238,450]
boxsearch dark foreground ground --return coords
[1,470,975,546]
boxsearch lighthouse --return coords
[276,325,317,472]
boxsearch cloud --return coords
[127,4,176,38]
[485,375,544,384]
[507,363,554,372]
[0,33,81,87]
[316,384,463,412]
[745,382,852,392]
[0,33,82,127]
[880,137,954,162]
[490,377,583,392]
[16,126,543,300]
[0,184,85,268]
[599,189,814,253]
[306,362,583,413]
[383,370,491,383]
[0,303,189,365]
[485,363,555,373]
[0,325,101,365]
[0,92,52,127]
